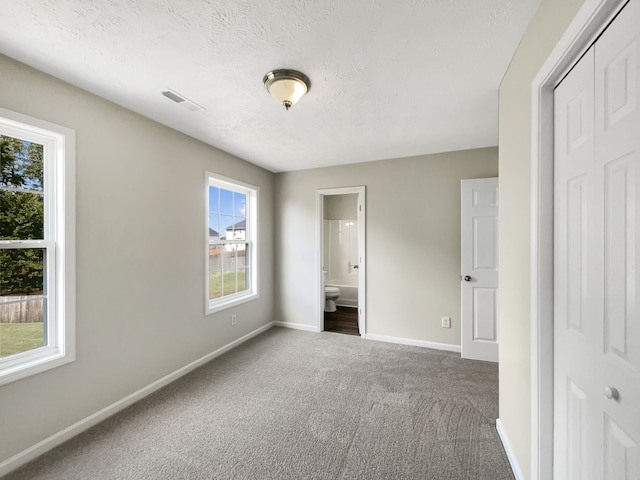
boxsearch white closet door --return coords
[593,1,640,477]
[554,1,640,478]
[554,45,596,480]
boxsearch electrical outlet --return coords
[441,316,451,328]
[231,314,237,326]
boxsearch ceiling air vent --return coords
[161,88,205,112]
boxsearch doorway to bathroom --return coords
[316,186,366,336]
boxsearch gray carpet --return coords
[3,327,514,480]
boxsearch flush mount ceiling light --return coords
[263,69,310,110]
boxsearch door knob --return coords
[604,386,620,401]
[464,275,472,282]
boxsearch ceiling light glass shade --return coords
[263,70,310,110]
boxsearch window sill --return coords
[206,291,259,315]
[0,347,75,386]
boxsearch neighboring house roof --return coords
[209,228,219,237]
[226,219,246,231]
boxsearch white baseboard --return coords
[364,333,461,353]
[0,321,276,477]
[273,321,318,332]
[496,418,524,480]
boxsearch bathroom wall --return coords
[324,194,358,220]
[324,219,358,285]
[324,194,358,287]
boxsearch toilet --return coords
[324,286,341,312]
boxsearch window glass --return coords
[233,191,246,217]
[206,173,257,313]
[0,248,45,296]
[209,186,219,213]
[219,188,233,215]
[1,136,45,240]
[0,136,43,191]
[0,248,46,356]
[0,136,47,359]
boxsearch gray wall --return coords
[275,148,498,345]
[498,0,585,475]
[0,54,275,464]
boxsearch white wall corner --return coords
[496,418,525,480]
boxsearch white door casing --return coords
[316,186,366,336]
[461,177,499,362]
[357,192,365,335]
[553,2,640,478]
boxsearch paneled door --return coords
[553,1,639,478]
[554,44,597,480]
[461,177,499,362]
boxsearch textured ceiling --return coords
[0,0,539,172]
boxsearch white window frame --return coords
[0,108,75,386]
[205,172,258,314]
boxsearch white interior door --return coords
[554,1,640,478]
[461,177,499,362]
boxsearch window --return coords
[205,172,258,314]
[0,108,75,385]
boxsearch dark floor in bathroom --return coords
[324,306,359,336]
